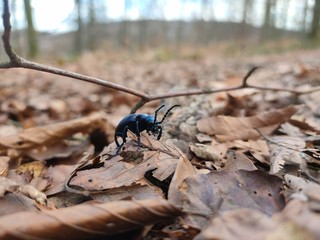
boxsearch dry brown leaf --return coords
[69,155,150,191]
[19,185,47,205]
[0,176,47,205]
[45,154,89,196]
[92,183,164,202]
[272,199,320,239]
[10,160,52,193]
[210,139,229,156]
[162,222,200,240]
[170,169,284,228]
[245,140,270,164]
[70,132,183,192]
[0,176,19,196]
[0,156,9,176]
[195,201,316,240]
[0,199,182,240]
[196,133,212,143]
[223,150,257,171]
[279,122,305,137]
[197,105,300,141]
[25,141,88,161]
[16,161,46,178]
[0,193,39,217]
[194,208,274,240]
[268,136,306,174]
[130,131,183,159]
[168,156,197,204]
[231,139,269,162]
[283,174,320,208]
[288,119,320,135]
[190,144,222,163]
[208,139,269,164]
[0,112,107,150]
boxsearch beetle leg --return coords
[115,142,124,155]
[115,132,121,147]
[121,126,129,144]
[157,126,162,140]
[135,120,141,147]
[115,126,128,155]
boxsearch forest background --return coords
[1,0,320,60]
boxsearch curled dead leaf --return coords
[0,199,182,239]
[0,112,107,150]
[197,105,300,141]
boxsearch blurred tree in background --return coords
[1,0,319,59]
[309,0,320,38]
[23,0,38,58]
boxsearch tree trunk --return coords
[87,0,96,50]
[118,0,130,48]
[240,0,253,39]
[301,0,309,33]
[309,0,320,39]
[74,0,85,54]
[260,0,276,41]
[23,0,38,58]
[280,0,290,29]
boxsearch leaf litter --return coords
[0,50,320,239]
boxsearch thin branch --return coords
[19,59,150,99]
[0,57,150,98]
[1,0,320,114]
[246,84,320,95]
[241,66,259,87]
[1,0,17,62]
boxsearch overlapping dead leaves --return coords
[0,52,320,239]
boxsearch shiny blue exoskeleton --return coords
[114,105,180,155]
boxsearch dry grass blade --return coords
[0,199,182,240]
[0,112,107,150]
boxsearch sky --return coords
[4,0,314,33]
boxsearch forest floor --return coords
[0,46,320,239]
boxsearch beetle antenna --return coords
[154,105,165,124]
[158,105,181,124]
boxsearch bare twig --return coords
[1,0,18,63]
[241,66,259,87]
[1,0,320,114]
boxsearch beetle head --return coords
[150,123,161,136]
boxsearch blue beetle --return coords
[114,105,180,155]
